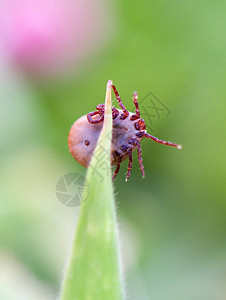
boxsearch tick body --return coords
[68,84,182,181]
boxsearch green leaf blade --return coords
[61,80,124,300]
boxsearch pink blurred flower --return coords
[0,0,109,77]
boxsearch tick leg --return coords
[112,156,122,180]
[130,92,142,121]
[112,84,129,120]
[145,133,182,149]
[126,148,133,182]
[133,91,140,117]
[87,111,104,124]
[128,138,145,178]
[137,141,145,178]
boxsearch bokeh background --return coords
[1,0,226,299]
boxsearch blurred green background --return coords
[1,0,226,299]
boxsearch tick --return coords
[68,84,182,181]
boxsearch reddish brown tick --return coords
[68,84,182,181]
